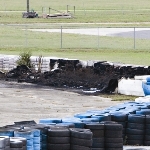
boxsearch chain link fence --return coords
[0,24,150,50]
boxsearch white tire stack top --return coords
[0,136,10,150]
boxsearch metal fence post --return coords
[98,27,100,49]
[134,27,136,49]
[25,25,28,47]
[61,26,62,49]
[67,5,69,13]
[74,6,75,15]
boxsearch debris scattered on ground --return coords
[3,59,150,94]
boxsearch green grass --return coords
[1,25,150,48]
[0,48,150,66]
[0,0,150,24]
[1,10,150,25]
[0,0,150,11]
[1,25,150,65]
[100,94,137,101]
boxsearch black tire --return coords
[146,123,150,129]
[23,146,26,150]
[145,135,150,140]
[105,138,123,143]
[122,128,126,134]
[117,122,127,128]
[92,142,104,148]
[70,128,92,139]
[93,138,104,143]
[48,143,70,150]
[85,124,104,130]
[10,137,27,146]
[10,148,23,150]
[10,141,23,148]
[146,115,150,124]
[70,144,91,150]
[92,115,111,122]
[127,139,143,146]
[92,130,104,138]
[127,123,145,130]
[105,130,122,138]
[105,148,123,150]
[47,137,70,144]
[145,129,150,135]
[144,140,150,146]
[126,134,144,140]
[126,128,144,135]
[48,128,70,137]
[14,120,36,125]
[111,113,127,122]
[105,124,123,131]
[105,142,123,148]
[100,121,117,124]
[128,114,145,124]
[56,123,75,128]
[70,137,92,147]
[91,148,105,150]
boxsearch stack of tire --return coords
[0,128,14,137]
[31,124,49,150]
[0,136,10,150]
[85,123,104,150]
[126,114,145,146]
[47,126,70,150]
[3,57,9,71]
[56,123,75,129]
[104,122,123,150]
[10,137,27,150]
[74,113,99,125]
[144,115,150,146]
[39,118,62,125]
[62,117,85,128]
[74,113,92,120]
[14,129,34,150]
[91,114,111,122]
[0,56,3,71]
[110,113,127,142]
[70,128,92,150]
[32,129,40,150]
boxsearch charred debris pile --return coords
[1,59,150,94]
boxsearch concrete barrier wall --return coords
[0,55,99,73]
[0,55,55,72]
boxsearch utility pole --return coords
[27,0,29,12]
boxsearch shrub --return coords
[17,51,32,68]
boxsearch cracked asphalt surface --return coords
[0,80,125,126]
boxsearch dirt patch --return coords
[5,60,150,94]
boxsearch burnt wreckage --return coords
[4,59,150,93]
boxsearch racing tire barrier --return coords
[144,115,150,146]
[70,128,92,150]
[85,123,104,149]
[126,114,145,146]
[47,126,70,150]
[104,123,123,150]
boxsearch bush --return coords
[17,51,32,68]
